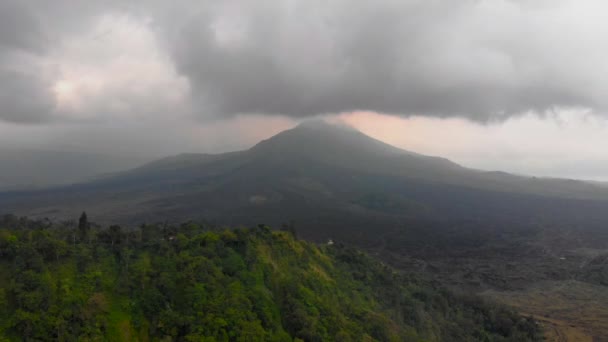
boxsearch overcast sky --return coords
[2,0,608,179]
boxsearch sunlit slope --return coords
[0,218,542,341]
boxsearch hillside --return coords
[2,121,608,237]
[0,215,541,341]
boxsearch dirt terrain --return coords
[483,281,608,341]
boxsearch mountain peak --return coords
[250,119,406,158]
[292,119,358,132]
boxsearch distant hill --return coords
[0,216,542,341]
[2,121,608,243]
[0,149,146,190]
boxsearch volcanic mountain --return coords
[2,121,608,242]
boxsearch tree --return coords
[109,225,122,248]
[280,221,297,239]
[78,212,90,243]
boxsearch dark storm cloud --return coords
[0,1,53,123]
[0,1,47,53]
[0,0,606,124]
[158,0,605,121]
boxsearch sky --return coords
[2,0,608,180]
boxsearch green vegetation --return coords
[0,214,541,341]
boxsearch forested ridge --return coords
[0,214,541,341]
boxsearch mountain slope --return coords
[1,121,608,242]
[71,121,608,200]
[2,121,607,339]
[0,216,542,341]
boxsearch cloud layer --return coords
[1,0,608,124]
[161,0,608,121]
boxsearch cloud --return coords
[0,53,56,123]
[47,13,190,122]
[154,0,608,121]
[0,1,55,123]
[0,1,47,53]
[3,0,608,124]
[0,1,190,124]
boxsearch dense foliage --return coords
[0,214,542,341]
